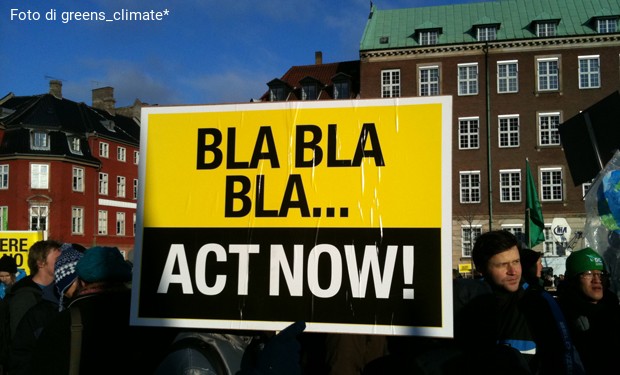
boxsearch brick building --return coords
[358,0,620,274]
[0,81,141,256]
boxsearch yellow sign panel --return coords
[0,231,45,274]
[143,99,446,228]
[134,98,453,337]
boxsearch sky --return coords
[1,0,484,107]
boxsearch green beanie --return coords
[565,247,604,278]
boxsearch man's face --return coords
[486,246,522,292]
[0,272,14,286]
[578,270,605,303]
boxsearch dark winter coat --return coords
[558,284,620,374]
[30,285,178,375]
[6,276,44,339]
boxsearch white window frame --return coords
[536,22,557,37]
[99,142,109,158]
[381,69,400,98]
[499,169,521,203]
[597,18,618,33]
[269,86,285,101]
[462,225,482,258]
[458,117,480,150]
[133,151,139,165]
[477,26,497,41]
[72,167,84,192]
[460,171,481,204]
[498,115,520,148]
[0,165,8,189]
[501,225,524,243]
[419,65,439,96]
[99,172,108,195]
[537,57,559,91]
[419,30,438,45]
[133,179,138,200]
[544,225,561,256]
[117,146,126,162]
[582,182,592,200]
[116,212,126,236]
[458,63,478,96]
[541,167,563,202]
[30,163,49,189]
[98,210,108,235]
[31,131,50,150]
[538,112,561,146]
[0,206,7,231]
[497,60,518,93]
[68,136,82,154]
[29,205,48,231]
[117,176,126,198]
[71,207,84,234]
[578,55,600,89]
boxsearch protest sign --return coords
[131,97,453,337]
[0,230,45,274]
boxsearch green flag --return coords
[526,159,545,248]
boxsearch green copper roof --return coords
[360,0,620,51]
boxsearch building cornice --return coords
[360,34,620,61]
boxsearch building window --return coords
[301,83,318,100]
[133,179,138,200]
[333,81,350,99]
[72,167,84,192]
[30,164,49,189]
[497,61,518,93]
[133,151,140,165]
[597,18,618,33]
[459,117,479,150]
[544,225,561,256]
[117,146,126,162]
[269,86,286,101]
[582,182,593,200]
[133,213,137,236]
[477,26,497,41]
[117,176,126,198]
[419,66,439,96]
[381,70,400,98]
[458,63,478,96]
[99,142,109,158]
[537,58,559,91]
[541,168,563,201]
[498,115,520,148]
[31,131,50,150]
[99,173,108,195]
[500,169,521,202]
[460,171,481,204]
[579,55,600,89]
[0,165,8,189]
[72,207,84,234]
[0,206,7,230]
[98,210,108,235]
[68,136,82,154]
[539,112,561,146]
[30,205,48,231]
[536,22,557,37]
[462,225,481,257]
[502,225,524,243]
[116,212,126,236]
[419,30,438,45]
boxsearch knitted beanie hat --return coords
[0,255,17,274]
[54,243,84,298]
[76,246,132,283]
[565,247,604,278]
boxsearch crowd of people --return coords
[0,232,618,374]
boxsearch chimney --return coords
[49,80,62,99]
[315,51,323,65]
[92,86,116,115]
